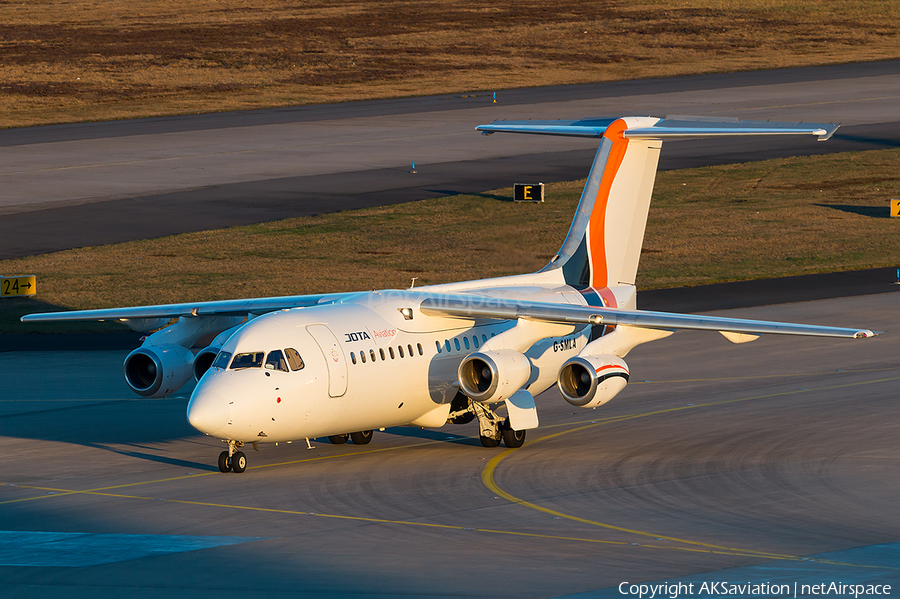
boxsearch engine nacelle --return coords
[557,354,629,408]
[192,322,246,381]
[192,347,219,382]
[458,350,532,404]
[124,345,194,398]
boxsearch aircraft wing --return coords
[418,294,878,339]
[476,115,839,141]
[20,291,360,324]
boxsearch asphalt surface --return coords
[1,64,898,597]
[1,292,897,597]
[2,59,899,259]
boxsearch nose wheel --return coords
[218,441,247,473]
[231,451,247,473]
[217,451,231,473]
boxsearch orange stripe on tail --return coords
[588,119,630,289]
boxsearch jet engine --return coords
[191,347,219,381]
[192,323,245,381]
[458,350,532,404]
[557,354,629,408]
[124,345,195,398]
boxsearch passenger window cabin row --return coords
[349,332,496,366]
[351,343,423,365]
[435,332,493,354]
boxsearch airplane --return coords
[22,115,878,474]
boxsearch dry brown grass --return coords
[641,149,900,287]
[2,148,899,333]
[2,0,899,127]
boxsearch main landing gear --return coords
[328,431,374,445]
[218,440,247,473]
[471,401,526,449]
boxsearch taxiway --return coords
[1,60,899,258]
[1,291,898,597]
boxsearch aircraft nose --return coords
[186,387,233,436]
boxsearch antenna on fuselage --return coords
[409,277,418,289]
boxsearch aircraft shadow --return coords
[426,189,513,202]
[1,295,131,337]
[816,203,893,218]
[381,425,485,447]
[832,131,900,148]
[88,444,216,471]
[0,398,196,446]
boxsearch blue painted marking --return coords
[0,531,265,567]
[556,540,900,598]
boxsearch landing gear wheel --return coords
[350,430,373,445]
[479,435,500,448]
[501,428,526,448]
[328,434,350,445]
[231,451,247,473]
[217,451,231,473]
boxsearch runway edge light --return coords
[1,275,36,297]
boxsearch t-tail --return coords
[477,115,839,294]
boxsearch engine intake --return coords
[558,354,629,408]
[192,347,220,381]
[192,322,246,381]
[458,350,532,404]
[124,345,194,398]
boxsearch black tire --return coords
[217,451,231,473]
[350,430,373,445]
[501,428,526,448]
[328,434,350,445]
[479,435,500,448]
[231,451,247,473]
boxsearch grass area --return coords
[1,0,899,127]
[2,148,899,334]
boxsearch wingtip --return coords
[817,123,840,141]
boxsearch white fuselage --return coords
[186,279,603,443]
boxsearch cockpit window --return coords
[265,350,289,372]
[212,351,232,370]
[230,352,264,369]
[285,348,305,371]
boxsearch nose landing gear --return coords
[218,440,247,473]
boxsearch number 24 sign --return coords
[1,275,36,297]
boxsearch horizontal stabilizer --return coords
[477,116,839,141]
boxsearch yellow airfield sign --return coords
[1,275,36,297]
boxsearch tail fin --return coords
[477,116,839,290]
